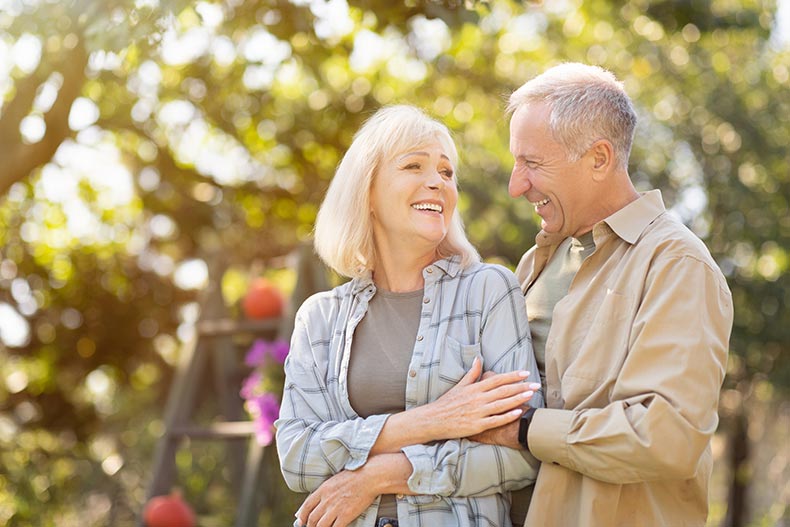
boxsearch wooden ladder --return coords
[139,244,328,526]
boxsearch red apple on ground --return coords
[143,491,196,527]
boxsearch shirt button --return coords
[409,370,417,377]
[384,524,393,527]
[426,267,433,273]
[396,494,404,499]
[416,335,423,341]
[423,297,430,304]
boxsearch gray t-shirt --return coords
[348,287,423,520]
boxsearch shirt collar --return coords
[603,189,665,244]
[533,189,666,247]
[349,254,462,294]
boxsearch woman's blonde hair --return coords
[314,105,480,278]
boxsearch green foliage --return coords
[0,0,788,524]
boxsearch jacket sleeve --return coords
[402,267,542,498]
[275,304,389,493]
[527,255,733,483]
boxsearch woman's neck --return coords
[372,246,438,292]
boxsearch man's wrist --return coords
[518,407,537,451]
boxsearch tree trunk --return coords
[725,405,749,527]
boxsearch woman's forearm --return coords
[361,453,415,495]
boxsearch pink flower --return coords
[247,392,280,446]
[240,370,262,399]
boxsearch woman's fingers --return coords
[484,407,526,428]
[456,356,483,386]
[297,492,321,526]
[306,499,328,527]
[476,369,533,391]
[483,390,537,416]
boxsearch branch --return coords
[0,41,88,197]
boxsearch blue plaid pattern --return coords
[276,256,542,527]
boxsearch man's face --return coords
[508,102,594,238]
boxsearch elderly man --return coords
[478,63,733,527]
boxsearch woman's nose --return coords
[426,170,445,190]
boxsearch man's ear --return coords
[589,140,614,181]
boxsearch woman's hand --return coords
[370,357,540,453]
[416,357,540,440]
[295,469,378,527]
[296,454,412,527]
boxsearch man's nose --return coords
[508,168,530,198]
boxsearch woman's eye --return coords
[440,169,454,179]
[403,163,420,170]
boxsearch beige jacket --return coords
[517,190,733,527]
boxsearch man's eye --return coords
[525,160,539,169]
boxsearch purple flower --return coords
[244,339,269,367]
[247,392,280,446]
[269,339,289,364]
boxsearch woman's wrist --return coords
[362,453,413,495]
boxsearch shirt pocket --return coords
[436,336,482,388]
[561,288,633,397]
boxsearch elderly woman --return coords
[275,105,543,527]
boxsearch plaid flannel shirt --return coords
[275,256,543,527]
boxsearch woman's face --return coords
[370,141,458,252]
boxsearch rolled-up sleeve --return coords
[403,267,542,497]
[528,255,732,483]
[275,309,389,493]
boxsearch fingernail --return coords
[529,383,541,390]
[522,390,534,398]
[519,370,530,377]
[511,408,523,415]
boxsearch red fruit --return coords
[143,491,196,527]
[242,278,285,319]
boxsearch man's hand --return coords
[295,469,378,527]
[469,419,522,449]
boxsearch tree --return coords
[0,0,787,524]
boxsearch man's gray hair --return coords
[508,63,637,169]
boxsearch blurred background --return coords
[0,0,788,525]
